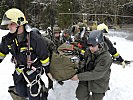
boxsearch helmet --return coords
[31,28,41,35]
[86,26,90,32]
[1,8,28,26]
[97,23,108,33]
[53,25,61,33]
[77,22,87,28]
[87,30,104,46]
[77,22,88,33]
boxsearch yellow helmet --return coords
[1,8,28,26]
[97,23,109,33]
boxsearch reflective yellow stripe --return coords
[0,52,6,57]
[30,48,33,50]
[81,50,85,54]
[8,45,11,49]
[113,52,119,58]
[80,50,85,55]
[15,38,18,46]
[16,68,35,75]
[20,47,33,52]
[40,57,50,64]
[20,47,33,51]
[16,68,23,73]
[42,62,50,66]
[20,47,27,51]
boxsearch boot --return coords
[8,86,26,100]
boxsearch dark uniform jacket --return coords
[0,30,50,73]
[77,43,112,93]
[104,36,124,62]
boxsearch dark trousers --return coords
[76,81,105,100]
[12,71,48,100]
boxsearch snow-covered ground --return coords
[0,29,133,100]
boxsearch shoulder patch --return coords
[99,59,106,66]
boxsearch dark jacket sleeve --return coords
[104,36,124,62]
[104,36,116,55]
[0,35,10,63]
[31,32,50,73]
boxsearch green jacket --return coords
[77,43,112,93]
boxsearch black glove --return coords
[48,77,53,90]
[58,81,64,85]
[116,56,124,62]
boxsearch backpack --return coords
[50,43,79,81]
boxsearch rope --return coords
[22,71,42,97]
[23,32,42,97]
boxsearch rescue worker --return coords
[71,30,112,100]
[53,24,62,48]
[71,24,80,42]
[97,23,126,67]
[31,28,56,90]
[71,22,89,50]
[31,28,56,60]
[70,23,89,60]
[62,29,72,43]
[0,8,52,100]
[71,22,88,42]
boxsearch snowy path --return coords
[0,30,133,100]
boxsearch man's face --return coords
[54,32,60,38]
[7,22,17,33]
[89,44,99,53]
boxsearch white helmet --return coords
[97,23,109,33]
[1,8,28,26]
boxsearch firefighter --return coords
[97,23,126,68]
[0,8,52,100]
[31,28,56,90]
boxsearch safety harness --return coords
[22,71,42,97]
[22,32,42,97]
[13,31,42,97]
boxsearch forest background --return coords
[0,0,133,30]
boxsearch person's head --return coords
[97,23,108,33]
[71,24,80,35]
[63,29,70,39]
[31,28,41,35]
[1,8,28,34]
[71,23,88,42]
[53,25,61,39]
[77,22,87,32]
[87,30,104,53]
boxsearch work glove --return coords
[48,77,53,90]
[47,73,57,90]
[121,61,126,68]
[58,81,64,85]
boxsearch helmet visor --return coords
[1,14,12,25]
